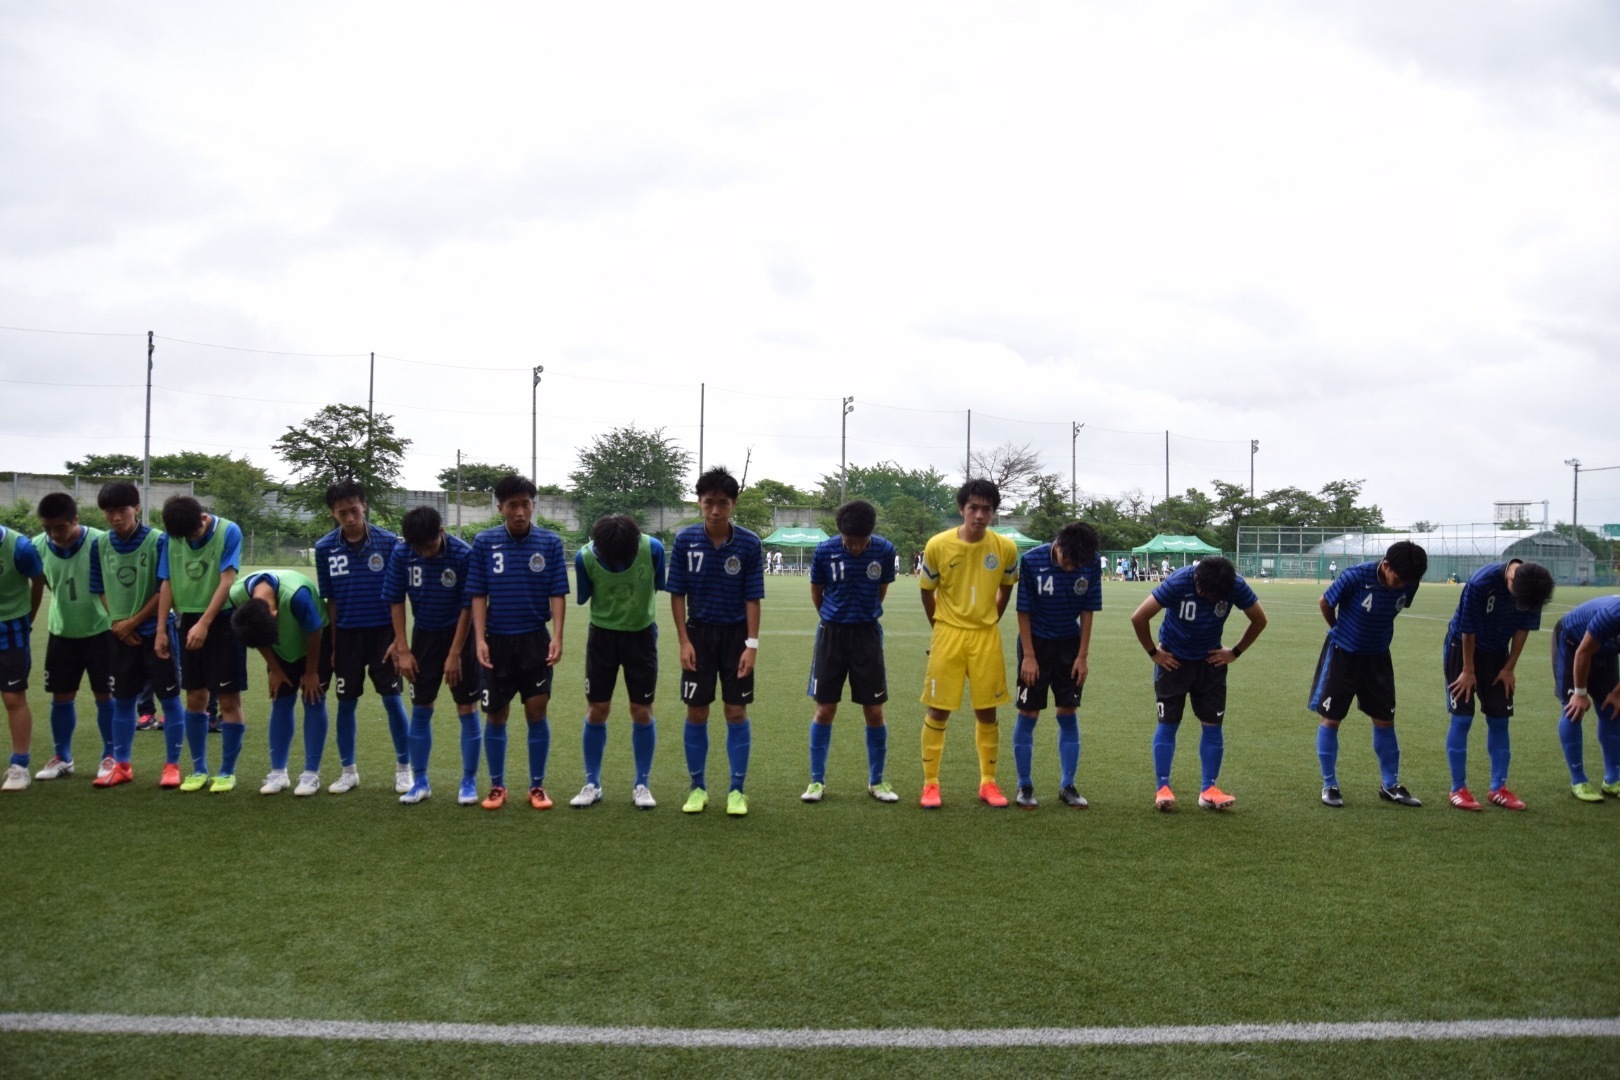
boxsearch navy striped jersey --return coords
[1151,566,1258,661]
[1558,596,1620,654]
[381,533,474,633]
[0,526,44,651]
[240,571,324,634]
[1446,561,1541,653]
[315,524,399,629]
[810,533,896,624]
[1016,543,1102,640]
[156,517,243,585]
[465,523,569,635]
[88,526,172,637]
[665,523,765,625]
[1323,560,1418,655]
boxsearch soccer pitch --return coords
[2,575,1616,1076]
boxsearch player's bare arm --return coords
[1448,632,1477,702]
[471,594,492,669]
[1564,634,1598,720]
[737,598,760,678]
[1496,628,1529,693]
[1129,595,1179,671]
[1209,601,1266,667]
[391,601,417,683]
[1073,609,1094,683]
[671,594,695,670]
[547,595,565,665]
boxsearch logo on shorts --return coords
[1072,578,1089,595]
[368,553,385,572]
[440,568,457,588]
[724,556,741,575]
[116,567,138,587]
[1215,601,1230,617]
[528,553,546,573]
[865,561,882,580]
[984,554,999,570]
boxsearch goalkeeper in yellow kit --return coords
[918,478,1019,808]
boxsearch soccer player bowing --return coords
[228,570,331,797]
[1129,556,1265,811]
[1551,595,1620,803]
[801,499,899,804]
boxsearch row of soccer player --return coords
[0,472,1616,813]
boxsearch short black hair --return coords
[1384,540,1428,584]
[36,492,77,521]
[493,474,537,503]
[835,500,877,538]
[96,481,141,511]
[695,466,740,501]
[1053,521,1100,568]
[1193,555,1237,600]
[162,495,205,538]
[956,477,1001,510]
[591,514,641,565]
[325,479,366,508]
[1509,561,1555,611]
[229,597,279,648]
[400,505,442,547]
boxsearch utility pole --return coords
[1565,458,1581,537]
[965,409,972,479]
[840,396,854,502]
[698,382,705,476]
[367,351,375,484]
[1164,430,1170,502]
[1071,421,1085,510]
[531,365,544,481]
[455,449,463,534]
[143,332,154,524]
[1250,439,1259,498]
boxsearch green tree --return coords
[63,453,141,476]
[818,461,954,515]
[749,478,813,506]
[1024,474,1072,544]
[732,488,775,535]
[274,405,411,517]
[568,425,692,529]
[876,494,938,567]
[435,461,523,494]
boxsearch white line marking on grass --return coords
[1,1013,1616,1048]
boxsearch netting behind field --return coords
[1236,525,1604,585]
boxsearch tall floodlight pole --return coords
[965,409,972,479]
[531,365,544,481]
[1164,430,1170,502]
[698,382,706,475]
[366,351,376,486]
[840,396,854,501]
[1565,458,1581,537]
[143,332,154,524]
[1071,421,1085,510]
[455,449,463,534]
[1250,439,1259,498]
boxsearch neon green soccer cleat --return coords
[1603,780,1620,798]
[726,789,748,817]
[1572,782,1604,803]
[179,772,210,793]
[682,787,708,814]
[209,774,237,794]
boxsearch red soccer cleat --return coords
[94,762,134,788]
[1488,787,1526,811]
[978,781,1009,808]
[1449,787,1483,812]
[160,763,182,789]
[481,785,507,810]
[528,786,553,810]
[1155,785,1176,811]
[919,782,942,809]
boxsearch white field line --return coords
[0,1013,1616,1049]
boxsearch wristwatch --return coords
[744,637,760,650]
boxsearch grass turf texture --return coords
[2,574,1616,1075]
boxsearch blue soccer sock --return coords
[220,722,246,775]
[726,719,751,792]
[527,717,550,787]
[302,697,329,773]
[808,720,832,784]
[1598,718,1620,785]
[95,697,114,760]
[458,711,481,782]
[1317,723,1339,786]
[632,719,656,787]
[1055,712,1080,788]
[184,710,209,773]
[1199,725,1224,789]
[1371,724,1400,787]
[407,705,432,779]
[1445,714,1473,790]
[335,699,359,768]
[865,723,887,786]
[160,694,185,766]
[1012,712,1037,788]
[9,752,28,768]
[484,721,508,788]
[267,696,296,772]
[111,697,138,763]
[48,700,75,762]
[1152,722,1178,787]
[582,719,607,787]
[1558,717,1587,784]
[684,721,708,790]
[1484,715,1510,790]
[382,693,410,765]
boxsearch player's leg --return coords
[1011,636,1045,804]
[367,625,412,790]
[146,627,186,787]
[919,625,967,806]
[1,643,33,789]
[573,626,615,808]
[848,622,893,803]
[1363,651,1419,806]
[176,614,212,787]
[965,627,1010,806]
[1594,657,1620,797]
[520,628,555,810]
[88,634,133,786]
[1441,634,1479,808]
[329,629,366,791]
[1191,664,1233,810]
[445,632,483,806]
[395,627,432,804]
[1473,650,1517,809]
[714,623,754,816]
[38,634,81,778]
[1053,647,1085,807]
[680,624,718,812]
[209,623,248,793]
[261,656,299,795]
[1308,639,1349,806]
[805,701,835,802]
[804,623,844,801]
[622,625,658,808]
[1152,671,1188,811]
[479,634,516,809]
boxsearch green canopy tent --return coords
[1130,534,1221,574]
[991,526,1042,550]
[760,526,830,573]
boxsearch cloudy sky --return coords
[2,0,1617,527]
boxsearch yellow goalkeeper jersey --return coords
[919,527,1019,630]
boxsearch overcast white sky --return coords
[2,0,1617,526]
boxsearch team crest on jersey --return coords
[368,553,385,572]
[724,556,742,575]
[440,568,457,588]
[984,554,999,570]
[116,567,138,587]
[1215,601,1230,618]
[865,561,882,580]
[1072,578,1089,595]
[184,560,207,581]
[528,553,546,573]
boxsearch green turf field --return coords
[1,574,1616,1076]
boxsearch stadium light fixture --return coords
[531,365,544,483]
[1565,458,1580,537]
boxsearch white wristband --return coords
[744,637,760,650]
[1572,687,1588,698]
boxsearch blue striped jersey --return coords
[665,523,765,626]
[1151,566,1258,661]
[465,524,569,635]
[156,517,243,581]
[1446,561,1540,652]
[1559,596,1620,654]
[314,524,399,629]
[241,571,324,634]
[810,533,896,624]
[1323,560,1418,655]
[381,533,474,633]
[88,526,172,637]
[0,526,43,651]
[1015,543,1102,640]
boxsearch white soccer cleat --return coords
[294,771,321,797]
[34,756,75,781]
[3,763,32,791]
[259,770,291,795]
[632,784,656,810]
[399,780,431,805]
[394,766,413,794]
[570,783,603,808]
[329,766,360,794]
[96,756,116,781]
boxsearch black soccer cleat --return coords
[1015,785,1038,809]
[1378,783,1422,807]
[1321,784,1345,808]
[1057,785,1089,809]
